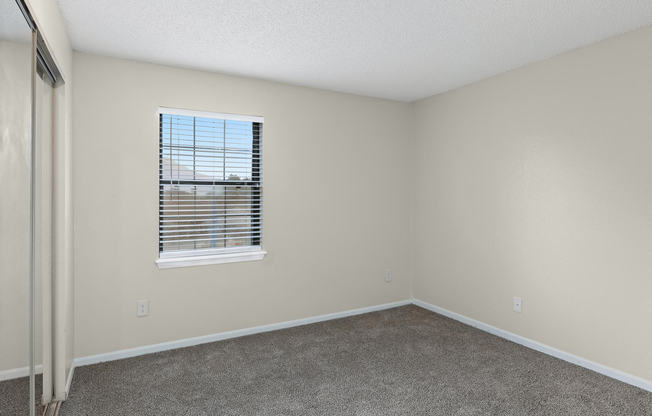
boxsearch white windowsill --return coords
[156,250,266,269]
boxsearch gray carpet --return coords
[0,374,45,416]
[60,305,652,415]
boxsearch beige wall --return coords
[72,52,413,358]
[412,25,652,382]
[64,17,652,386]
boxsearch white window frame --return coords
[156,107,266,269]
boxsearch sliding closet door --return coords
[35,61,54,405]
[0,0,35,414]
[1,1,66,414]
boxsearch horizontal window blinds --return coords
[159,111,263,257]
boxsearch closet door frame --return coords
[17,0,66,414]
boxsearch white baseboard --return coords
[74,299,412,367]
[2,300,410,386]
[412,298,652,393]
[1,362,75,400]
[26,297,652,397]
[65,360,76,399]
[0,364,43,382]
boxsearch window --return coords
[156,107,265,269]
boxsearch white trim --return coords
[64,360,76,399]
[21,0,66,82]
[411,298,652,393]
[156,250,267,269]
[158,106,264,123]
[74,300,411,367]
[159,245,262,259]
[45,298,652,396]
[0,364,43,382]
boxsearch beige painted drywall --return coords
[412,25,652,382]
[72,52,412,358]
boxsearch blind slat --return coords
[161,227,262,234]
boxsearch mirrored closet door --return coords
[1,1,64,414]
[0,0,36,414]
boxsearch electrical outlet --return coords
[513,297,522,313]
[138,300,149,317]
[385,270,392,282]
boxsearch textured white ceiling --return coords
[57,0,652,102]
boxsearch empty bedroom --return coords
[1,0,651,415]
